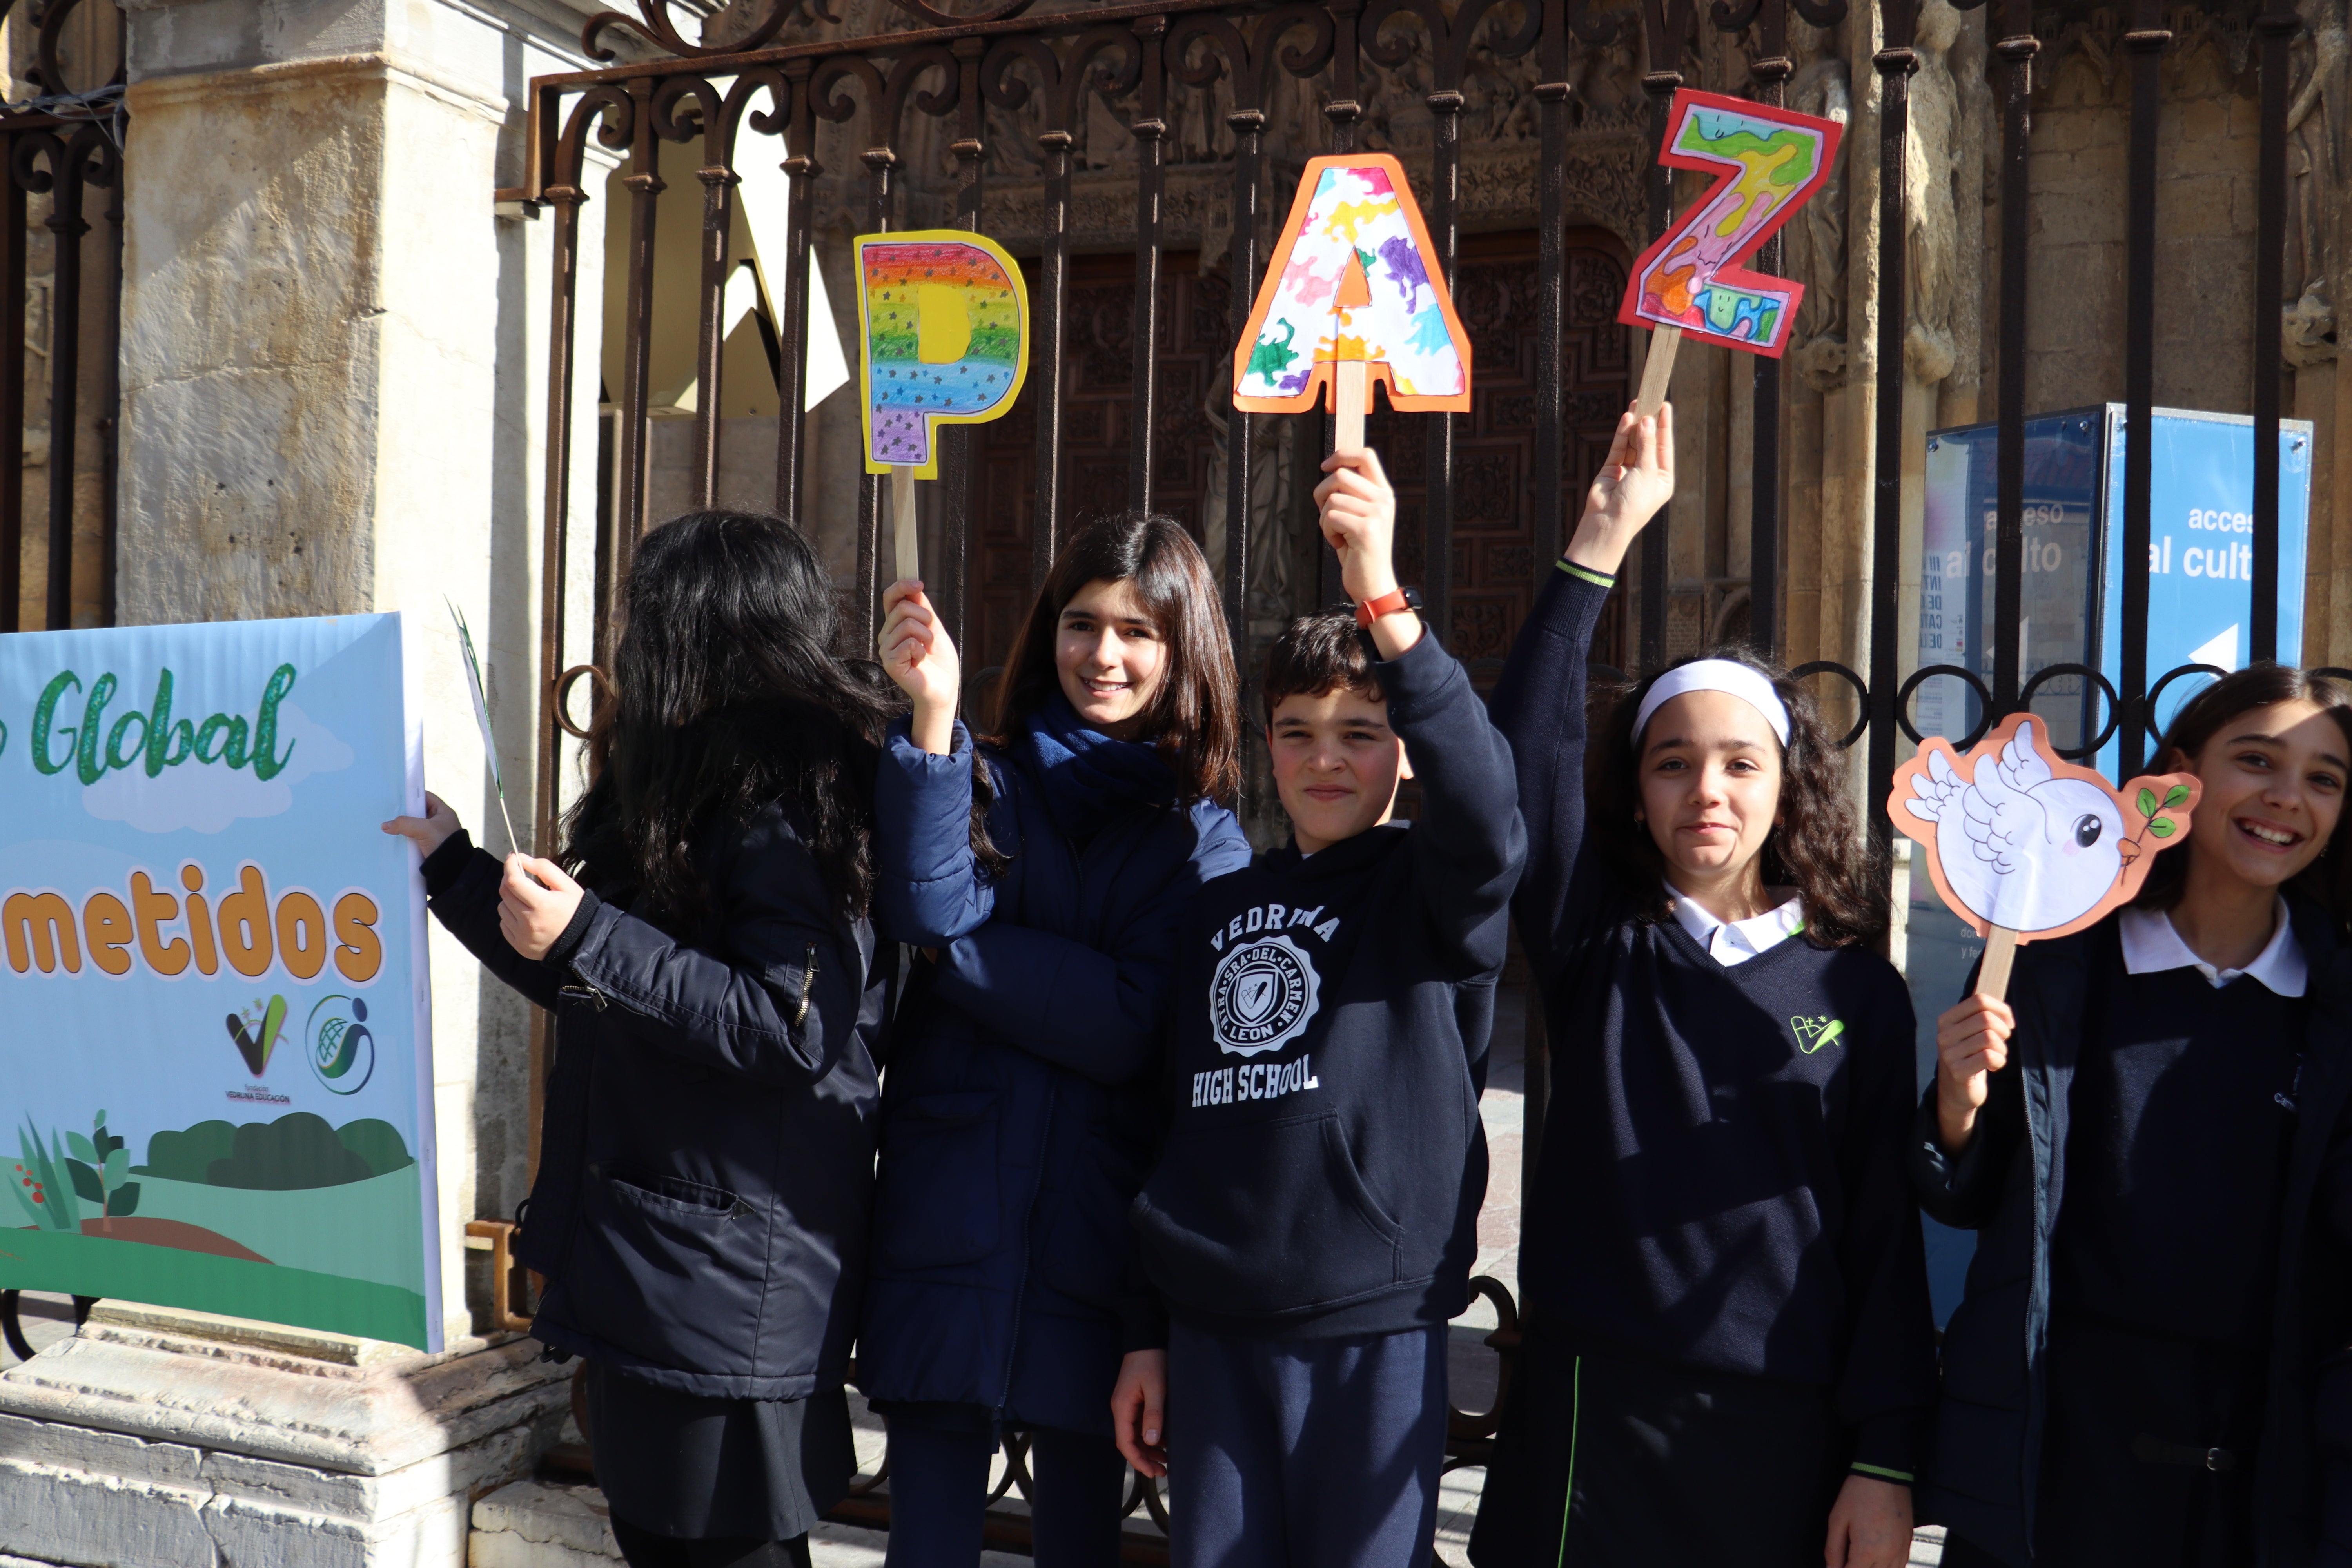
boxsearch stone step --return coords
[467,1479,1038,1568]
[466,1478,1954,1567]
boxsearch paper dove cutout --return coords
[1889,713,2200,942]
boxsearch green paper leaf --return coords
[2137,787,2158,817]
[66,1131,96,1165]
[66,1159,102,1205]
[2163,785,2191,809]
[103,1147,129,1187]
[2149,817,2176,837]
[109,1181,139,1218]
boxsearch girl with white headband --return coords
[1469,404,1936,1568]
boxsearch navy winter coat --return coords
[859,716,1251,1436]
[1912,898,2352,1565]
[421,803,887,1401]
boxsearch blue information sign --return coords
[2093,408,2312,778]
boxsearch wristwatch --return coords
[1355,586,1420,628]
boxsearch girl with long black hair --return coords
[861,514,1252,1567]
[1920,666,2352,1568]
[1470,405,1938,1568]
[383,510,894,1568]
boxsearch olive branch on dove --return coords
[1889,714,2200,999]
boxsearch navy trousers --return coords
[1166,1321,1448,1568]
[880,1419,1128,1568]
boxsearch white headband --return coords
[1633,659,1791,747]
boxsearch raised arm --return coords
[1382,637,1525,973]
[1314,446,1524,974]
[1488,405,1674,982]
[928,802,1253,1086]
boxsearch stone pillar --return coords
[2,0,609,1559]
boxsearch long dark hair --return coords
[987,512,1242,804]
[559,510,895,929]
[1589,647,1886,947]
[2131,662,2352,924]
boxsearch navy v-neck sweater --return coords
[2053,918,2306,1346]
[1489,565,1938,1477]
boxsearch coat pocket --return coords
[1133,1111,1403,1317]
[875,1091,1002,1272]
[562,1164,765,1374]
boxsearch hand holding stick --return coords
[879,579,961,756]
[1313,448,1419,660]
[1563,402,1677,579]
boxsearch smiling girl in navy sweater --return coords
[865,515,1252,1568]
[1919,667,2352,1568]
[1469,406,1937,1568]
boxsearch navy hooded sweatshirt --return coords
[1132,630,1526,1338]
[1490,562,1938,1479]
[859,697,1252,1436]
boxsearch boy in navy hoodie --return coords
[1115,447,1525,1568]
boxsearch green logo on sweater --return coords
[1791,1014,1846,1054]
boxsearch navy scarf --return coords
[1015,691,1176,841]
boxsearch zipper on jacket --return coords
[793,944,818,1027]
[558,982,608,1012]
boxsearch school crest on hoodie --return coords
[1208,901,1341,1058]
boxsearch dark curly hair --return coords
[2131,662,2352,927]
[559,510,896,932]
[1588,646,1886,947]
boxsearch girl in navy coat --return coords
[1471,406,1937,1568]
[867,514,1252,1567]
[383,512,894,1568]
[1919,666,2352,1568]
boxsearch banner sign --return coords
[0,613,440,1350]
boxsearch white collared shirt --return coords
[2117,897,2307,996]
[1670,890,1807,967]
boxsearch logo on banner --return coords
[1211,934,1320,1058]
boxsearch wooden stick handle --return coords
[1332,360,1368,456]
[1976,925,2018,1002]
[891,465,920,583]
[1635,324,1681,417]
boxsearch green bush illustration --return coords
[334,1120,416,1179]
[131,1114,416,1191]
[64,1109,140,1220]
[9,1118,78,1231]
[135,1120,239,1183]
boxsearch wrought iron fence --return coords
[506,0,2320,1538]
[0,0,123,636]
